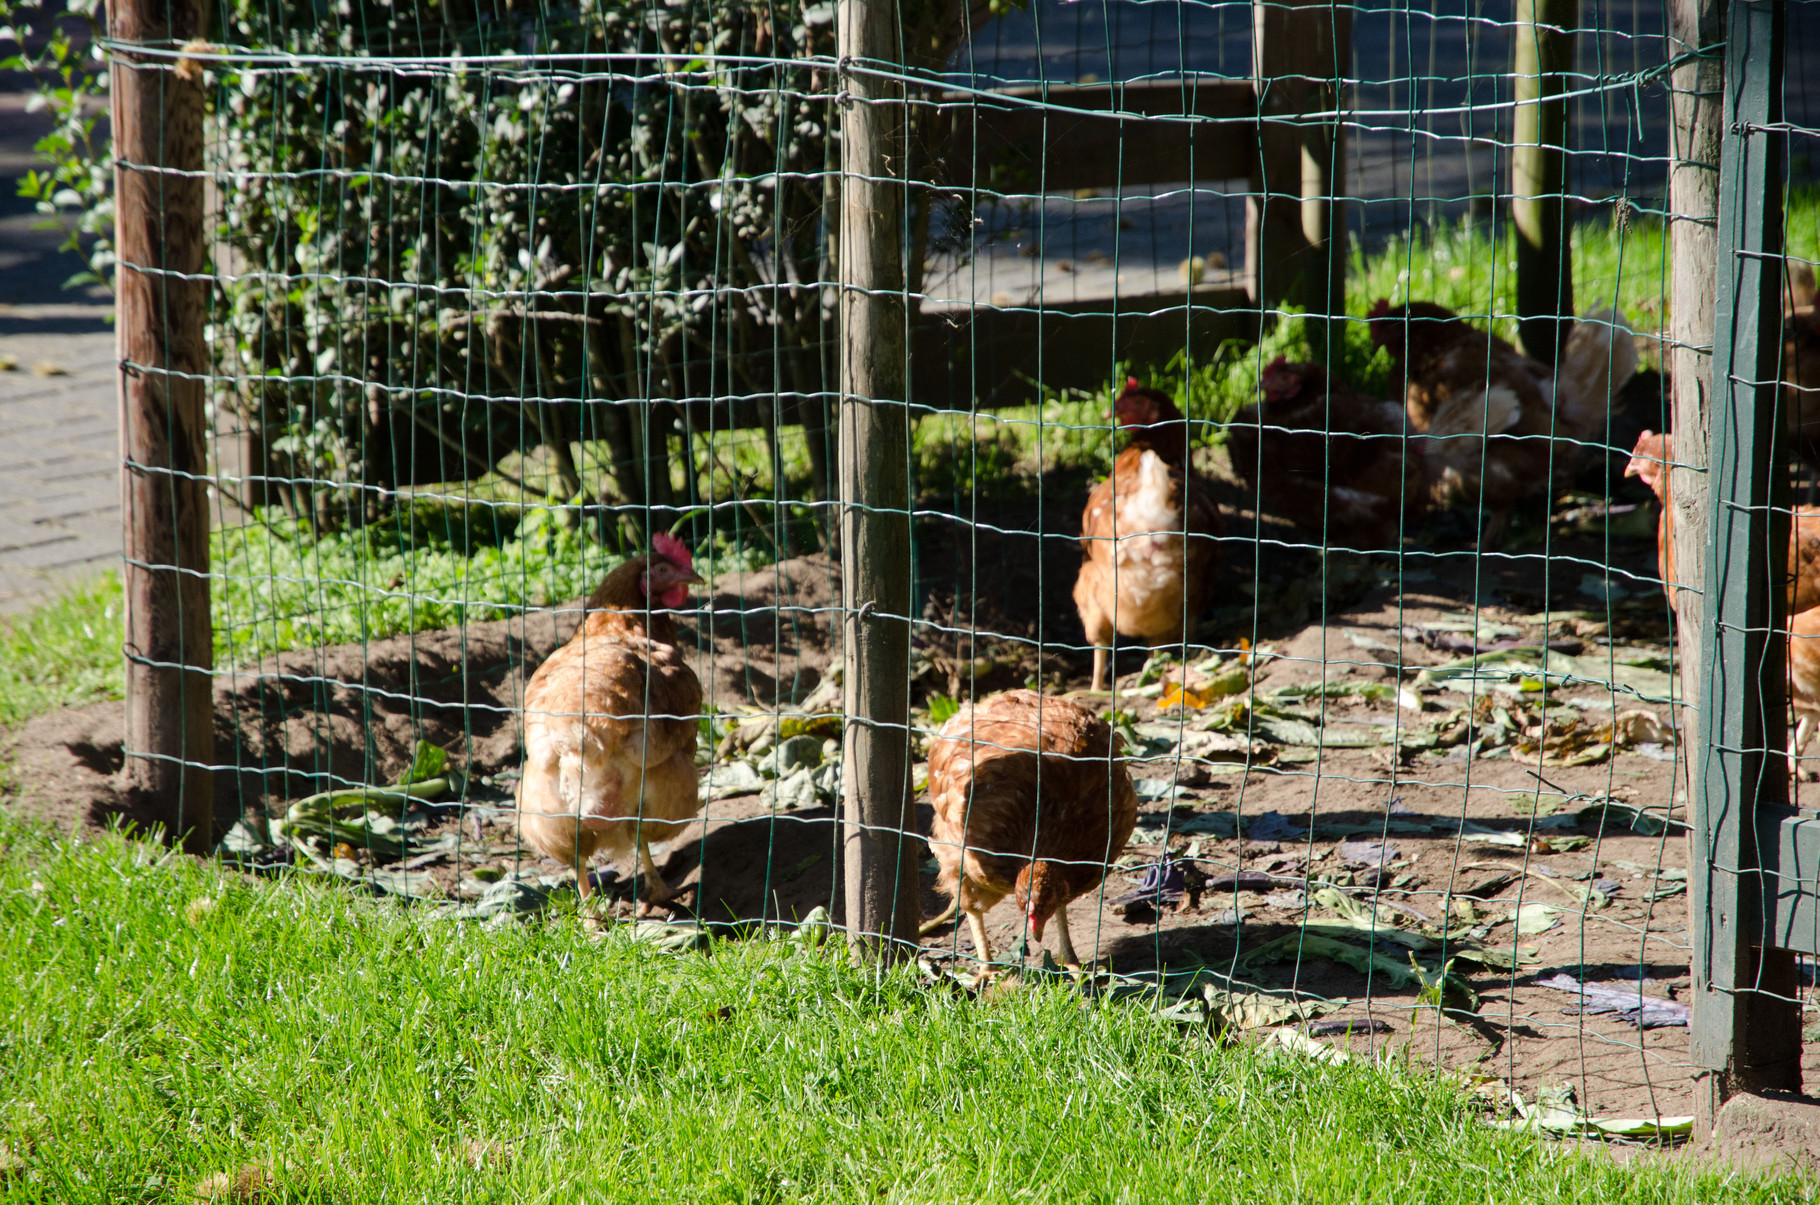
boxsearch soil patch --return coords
[7,531,1818,1130]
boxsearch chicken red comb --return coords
[1366,298,1393,322]
[1264,355,1290,373]
[1125,376,1140,390]
[652,531,693,570]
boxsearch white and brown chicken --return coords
[516,533,704,902]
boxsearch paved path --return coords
[0,319,119,613]
[0,86,120,615]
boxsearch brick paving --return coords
[0,320,121,613]
[0,86,124,614]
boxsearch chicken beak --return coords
[676,567,705,586]
[1026,912,1046,943]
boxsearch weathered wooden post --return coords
[1512,0,1577,365]
[1691,0,1805,1128]
[1668,0,1724,701]
[112,6,215,852]
[837,0,920,956]
[1247,0,1349,354]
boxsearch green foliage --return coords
[0,575,124,728]
[203,0,846,516]
[0,0,113,290]
[1193,310,1395,431]
[0,819,1804,1202]
[211,502,770,665]
[926,692,960,724]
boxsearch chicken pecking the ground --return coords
[516,533,705,903]
[1226,356,1427,551]
[1625,430,1820,617]
[922,689,1138,971]
[1369,300,1638,542]
[1073,381,1224,693]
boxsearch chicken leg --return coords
[1090,646,1109,694]
[966,908,995,965]
[919,898,961,936]
[1048,904,1084,973]
[636,835,677,904]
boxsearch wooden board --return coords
[931,79,1259,194]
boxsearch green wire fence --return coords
[58,0,1820,1136]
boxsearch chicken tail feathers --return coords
[1426,384,1523,441]
[1553,307,1640,441]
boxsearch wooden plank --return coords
[112,15,215,852]
[913,285,1252,411]
[1512,0,1578,365]
[1691,0,1803,1121]
[1247,0,1349,346]
[1761,808,1820,955]
[837,0,920,959]
[1669,0,1725,723]
[932,79,1257,194]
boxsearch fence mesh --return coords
[85,0,1820,1125]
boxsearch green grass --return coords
[0,819,1806,1203]
[1351,188,1820,349]
[0,574,125,728]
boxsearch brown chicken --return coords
[1074,382,1224,692]
[1625,431,1820,616]
[923,689,1138,970]
[1226,356,1427,550]
[1369,300,1637,541]
[1790,607,1820,775]
[516,534,705,901]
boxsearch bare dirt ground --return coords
[7,454,1819,1131]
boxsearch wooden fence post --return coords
[837,0,919,957]
[1692,0,1804,1130]
[112,4,215,852]
[1512,0,1577,365]
[1247,0,1349,353]
[1669,0,1723,718]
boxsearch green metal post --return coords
[1692,0,1803,1126]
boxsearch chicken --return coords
[1074,381,1224,692]
[516,533,705,902]
[1625,431,1820,616]
[1226,356,1426,550]
[922,689,1138,970]
[1790,607,1820,775]
[1369,300,1638,541]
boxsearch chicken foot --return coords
[635,835,679,904]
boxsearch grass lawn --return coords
[0,820,1808,1203]
[0,574,125,730]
